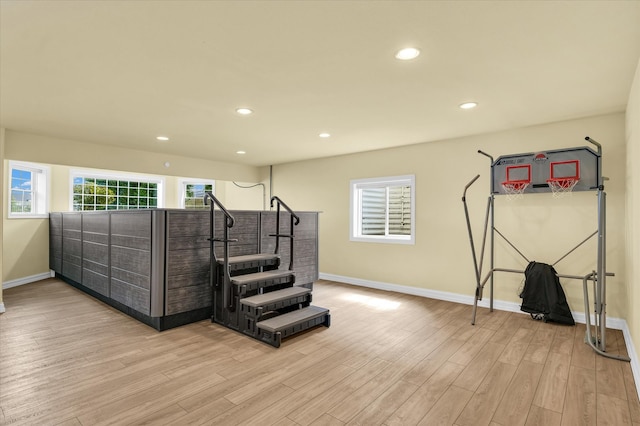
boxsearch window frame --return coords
[8,160,50,219]
[350,174,415,245]
[69,169,165,211]
[178,178,216,209]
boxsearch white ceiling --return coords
[1,1,639,167]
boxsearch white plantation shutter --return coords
[361,187,386,235]
[388,185,411,235]
[351,175,415,244]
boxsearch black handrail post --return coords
[289,209,295,271]
[270,196,300,271]
[274,202,281,255]
[208,193,217,320]
[204,192,235,312]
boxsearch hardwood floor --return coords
[1,278,639,425]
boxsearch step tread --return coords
[257,306,329,333]
[230,270,294,286]
[240,287,311,308]
[218,253,279,265]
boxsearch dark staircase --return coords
[205,193,330,348]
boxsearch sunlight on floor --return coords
[342,293,401,311]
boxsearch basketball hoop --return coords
[546,159,580,198]
[547,178,579,198]
[501,181,529,200]
[500,164,531,200]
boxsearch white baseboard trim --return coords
[2,271,53,290]
[319,271,639,400]
[621,323,640,402]
[0,302,5,314]
[319,272,626,328]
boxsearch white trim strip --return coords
[2,272,53,290]
[319,272,627,328]
[0,303,5,314]
[621,324,640,403]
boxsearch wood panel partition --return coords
[49,209,319,330]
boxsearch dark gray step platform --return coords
[256,305,330,348]
[219,253,280,271]
[231,270,295,293]
[240,287,311,318]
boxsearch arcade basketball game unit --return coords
[462,136,629,361]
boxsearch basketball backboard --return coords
[491,146,601,195]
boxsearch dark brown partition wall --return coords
[49,209,319,330]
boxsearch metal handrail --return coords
[270,196,300,225]
[270,196,299,271]
[204,192,235,228]
[204,192,236,310]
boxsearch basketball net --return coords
[501,181,529,201]
[547,178,579,198]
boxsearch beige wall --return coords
[271,113,627,318]
[2,217,50,283]
[0,128,4,308]
[5,130,261,183]
[220,181,268,211]
[2,130,268,283]
[626,59,640,366]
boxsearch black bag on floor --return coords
[519,261,575,325]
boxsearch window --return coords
[179,180,215,209]
[71,171,163,211]
[350,175,415,244]
[8,161,50,218]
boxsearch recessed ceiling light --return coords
[236,150,246,155]
[319,133,331,138]
[395,47,420,60]
[236,108,253,115]
[156,136,169,141]
[459,102,478,110]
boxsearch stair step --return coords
[239,287,311,321]
[240,286,311,308]
[219,253,280,271]
[230,270,295,293]
[257,305,330,334]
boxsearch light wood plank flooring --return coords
[1,278,639,425]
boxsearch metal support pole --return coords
[597,190,607,350]
[583,273,629,361]
[477,150,495,312]
[552,230,598,267]
[494,227,530,263]
[462,175,482,324]
[585,136,602,156]
[463,176,481,286]
[478,196,492,282]
[489,194,495,312]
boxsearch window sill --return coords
[350,236,415,245]
[8,214,50,219]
